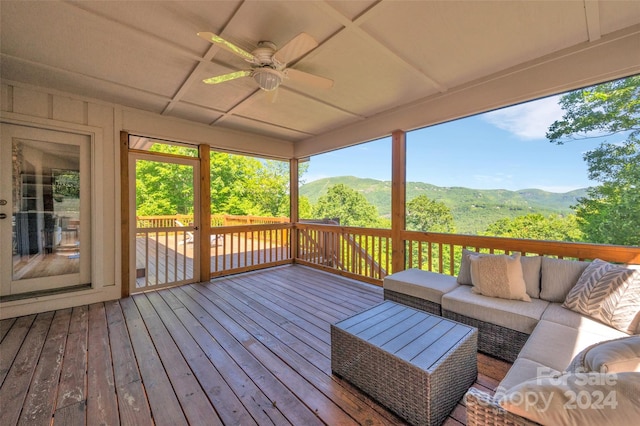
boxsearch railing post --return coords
[199,144,211,281]
[391,130,406,273]
[290,158,299,262]
[120,131,130,298]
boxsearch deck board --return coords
[86,303,119,426]
[0,311,53,426]
[55,306,88,424]
[0,265,511,425]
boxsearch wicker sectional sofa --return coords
[383,255,640,425]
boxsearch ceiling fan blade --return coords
[197,32,256,61]
[285,68,333,89]
[203,70,252,85]
[273,33,318,65]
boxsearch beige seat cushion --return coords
[383,268,459,304]
[441,285,548,334]
[542,303,635,338]
[518,319,627,372]
[498,357,558,393]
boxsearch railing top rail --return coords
[213,223,293,233]
[402,230,640,264]
[295,222,393,237]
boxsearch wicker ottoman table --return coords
[331,300,477,426]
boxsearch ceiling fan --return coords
[197,32,333,92]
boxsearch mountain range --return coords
[300,176,588,234]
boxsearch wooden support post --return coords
[391,130,406,274]
[199,144,211,281]
[119,131,130,298]
[290,158,299,262]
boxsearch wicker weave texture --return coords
[331,320,477,425]
[465,388,541,426]
[383,289,442,315]
[442,310,529,362]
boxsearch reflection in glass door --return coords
[130,151,199,293]
[0,124,91,296]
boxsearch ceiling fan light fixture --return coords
[253,68,283,91]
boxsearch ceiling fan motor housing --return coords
[252,41,278,66]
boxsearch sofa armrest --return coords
[465,388,540,426]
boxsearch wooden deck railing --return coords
[403,230,640,277]
[209,223,292,277]
[135,226,195,291]
[295,223,392,285]
[137,214,288,228]
[134,215,640,289]
[291,224,640,286]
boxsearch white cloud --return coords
[482,95,563,140]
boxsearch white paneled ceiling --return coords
[1,0,639,157]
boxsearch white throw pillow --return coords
[469,252,531,302]
[566,335,640,374]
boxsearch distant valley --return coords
[300,176,588,234]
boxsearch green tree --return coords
[298,195,313,219]
[312,184,384,227]
[210,153,290,217]
[547,76,640,245]
[406,195,456,233]
[136,159,194,216]
[483,213,583,241]
[135,146,293,219]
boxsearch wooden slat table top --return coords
[333,300,477,371]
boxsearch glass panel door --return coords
[0,124,91,296]
[130,151,199,293]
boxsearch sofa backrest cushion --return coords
[457,248,476,285]
[540,257,590,302]
[521,255,542,299]
[458,249,541,299]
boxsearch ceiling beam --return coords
[1,53,173,105]
[162,1,246,115]
[63,1,203,62]
[314,0,447,93]
[584,0,602,41]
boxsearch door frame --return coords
[0,122,92,296]
[127,147,201,294]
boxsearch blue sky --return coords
[304,95,619,193]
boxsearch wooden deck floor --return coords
[0,265,510,425]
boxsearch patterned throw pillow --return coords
[563,259,640,333]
